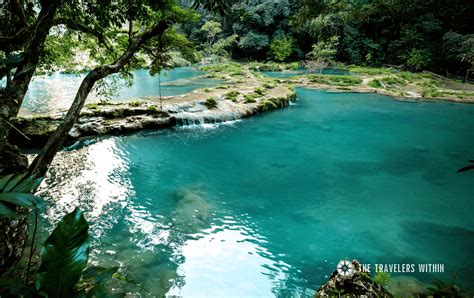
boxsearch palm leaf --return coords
[0,193,44,209]
[0,173,14,190]
[35,208,90,297]
[2,172,28,192]
[0,203,17,218]
[13,175,43,193]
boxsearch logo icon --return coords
[337,259,354,278]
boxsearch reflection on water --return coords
[37,139,132,238]
[35,89,474,296]
[20,67,220,114]
[35,135,317,297]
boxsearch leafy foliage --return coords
[204,97,218,109]
[0,173,43,218]
[305,36,339,72]
[269,35,295,62]
[36,208,90,297]
[238,31,269,52]
[443,31,474,69]
[189,0,473,71]
[373,272,391,287]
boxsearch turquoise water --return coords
[262,68,349,78]
[37,89,474,296]
[20,67,220,114]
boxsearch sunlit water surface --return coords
[35,89,474,296]
[20,67,220,114]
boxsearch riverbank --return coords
[209,62,474,103]
[9,69,296,147]
[10,62,473,148]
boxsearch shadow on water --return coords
[400,221,474,283]
[335,146,456,186]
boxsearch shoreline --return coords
[300,84,474,104]
[10,63,474,148]
[9,73,296,148]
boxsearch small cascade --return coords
[175,108,247,128]
[175,113,206,126]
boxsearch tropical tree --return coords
[443,31,474,78]
[201,20,222,59]
[304,36,339,73]
[0,0,196,275]
[269,35,295,62]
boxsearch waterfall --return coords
[174,110,246,127]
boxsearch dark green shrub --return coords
[244,94,258,103]
[204,97,218,109]
[368,79,383,88]
[225,90,240,101]
[128,101,141,107]
[254,87,266,96]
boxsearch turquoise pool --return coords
[20,67,220,114]
[37,89,474,296]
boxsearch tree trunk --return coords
[29,19,171,178]
[0,143,29,277]
[0,0,61,277]
[28,70,100,177]
[0,13,171,278]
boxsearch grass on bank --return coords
[225,90,240,102]
[200,61,474,102]
[308,74,363,86]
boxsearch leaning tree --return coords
[0,0,197,275]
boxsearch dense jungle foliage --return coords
[0,0,473,296]
[189,0,473,75]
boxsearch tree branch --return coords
[0,27,32,52]
[4,0,62,117]
[10,0,29,27]
[128,19,134,45]
[28,19,173,178]
[51,17,109,47]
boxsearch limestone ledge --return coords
[9,88,296,148]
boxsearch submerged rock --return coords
[316,260,391,297]
[170,189,211,234]
[385,276,429,297]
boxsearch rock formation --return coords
[316,260,392,297]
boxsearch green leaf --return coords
[0,203,17,218]
[0,174,14,190]
[36,208,91,297]
[13,176,43,193]
[0,193,44,209]
[2,172,27,193]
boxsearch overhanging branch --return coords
[52,17,109,47]
[28,18,173,178]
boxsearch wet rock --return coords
[8,117,60,147]
[170,189,211,234]
[316,260,392,297]
[0,142,28,175]
[9,88,296,148]
[386,276,429,297]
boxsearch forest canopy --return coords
[189,0,474,74]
